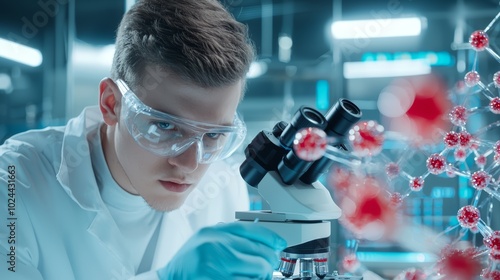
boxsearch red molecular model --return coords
[319,10,500,280]
[293,127,327,161]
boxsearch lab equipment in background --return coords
[236,99,362,279]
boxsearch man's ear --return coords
[99,78,120,126]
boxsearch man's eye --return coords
[155,122,175,130]
[205,132,224,139]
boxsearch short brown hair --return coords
[111,0,255,89]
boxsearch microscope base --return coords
[237,211,334,279]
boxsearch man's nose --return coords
[166,140,200,172]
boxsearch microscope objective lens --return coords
[278,257,297,278]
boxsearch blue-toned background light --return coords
[431,187,456,198]
[361,51,455,67]
[316,80,330,111]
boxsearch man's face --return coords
[109,70,242,212]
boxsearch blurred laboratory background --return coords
[1,0,500,278]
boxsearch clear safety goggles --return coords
[116,79,247,164]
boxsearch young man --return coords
[0,0,286,279]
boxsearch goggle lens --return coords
[116,79,246,163]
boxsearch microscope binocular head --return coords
[237,98,362,279]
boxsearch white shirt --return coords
[0,106,250,280]
[90,126,163,273]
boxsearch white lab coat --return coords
[0,107,250,280]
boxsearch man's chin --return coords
[143,195,187,212]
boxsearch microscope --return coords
[236,98,362,279]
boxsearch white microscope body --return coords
[236,171,342,278]
[236,99,362,279]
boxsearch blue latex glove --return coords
[157,222,287,280]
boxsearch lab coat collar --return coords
[56,106,104,212]
[55,106,136,275]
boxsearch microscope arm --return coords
[258,171,342,221]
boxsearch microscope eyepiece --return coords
[279,107,327,149]
[240,122,289,187]
[272,121,288,137]
[340,98,361,116]
[240,99,362,187]
[303,108,325,125]
[299,99,362,184]
[277,107,327,185]
[324,98,362,138]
